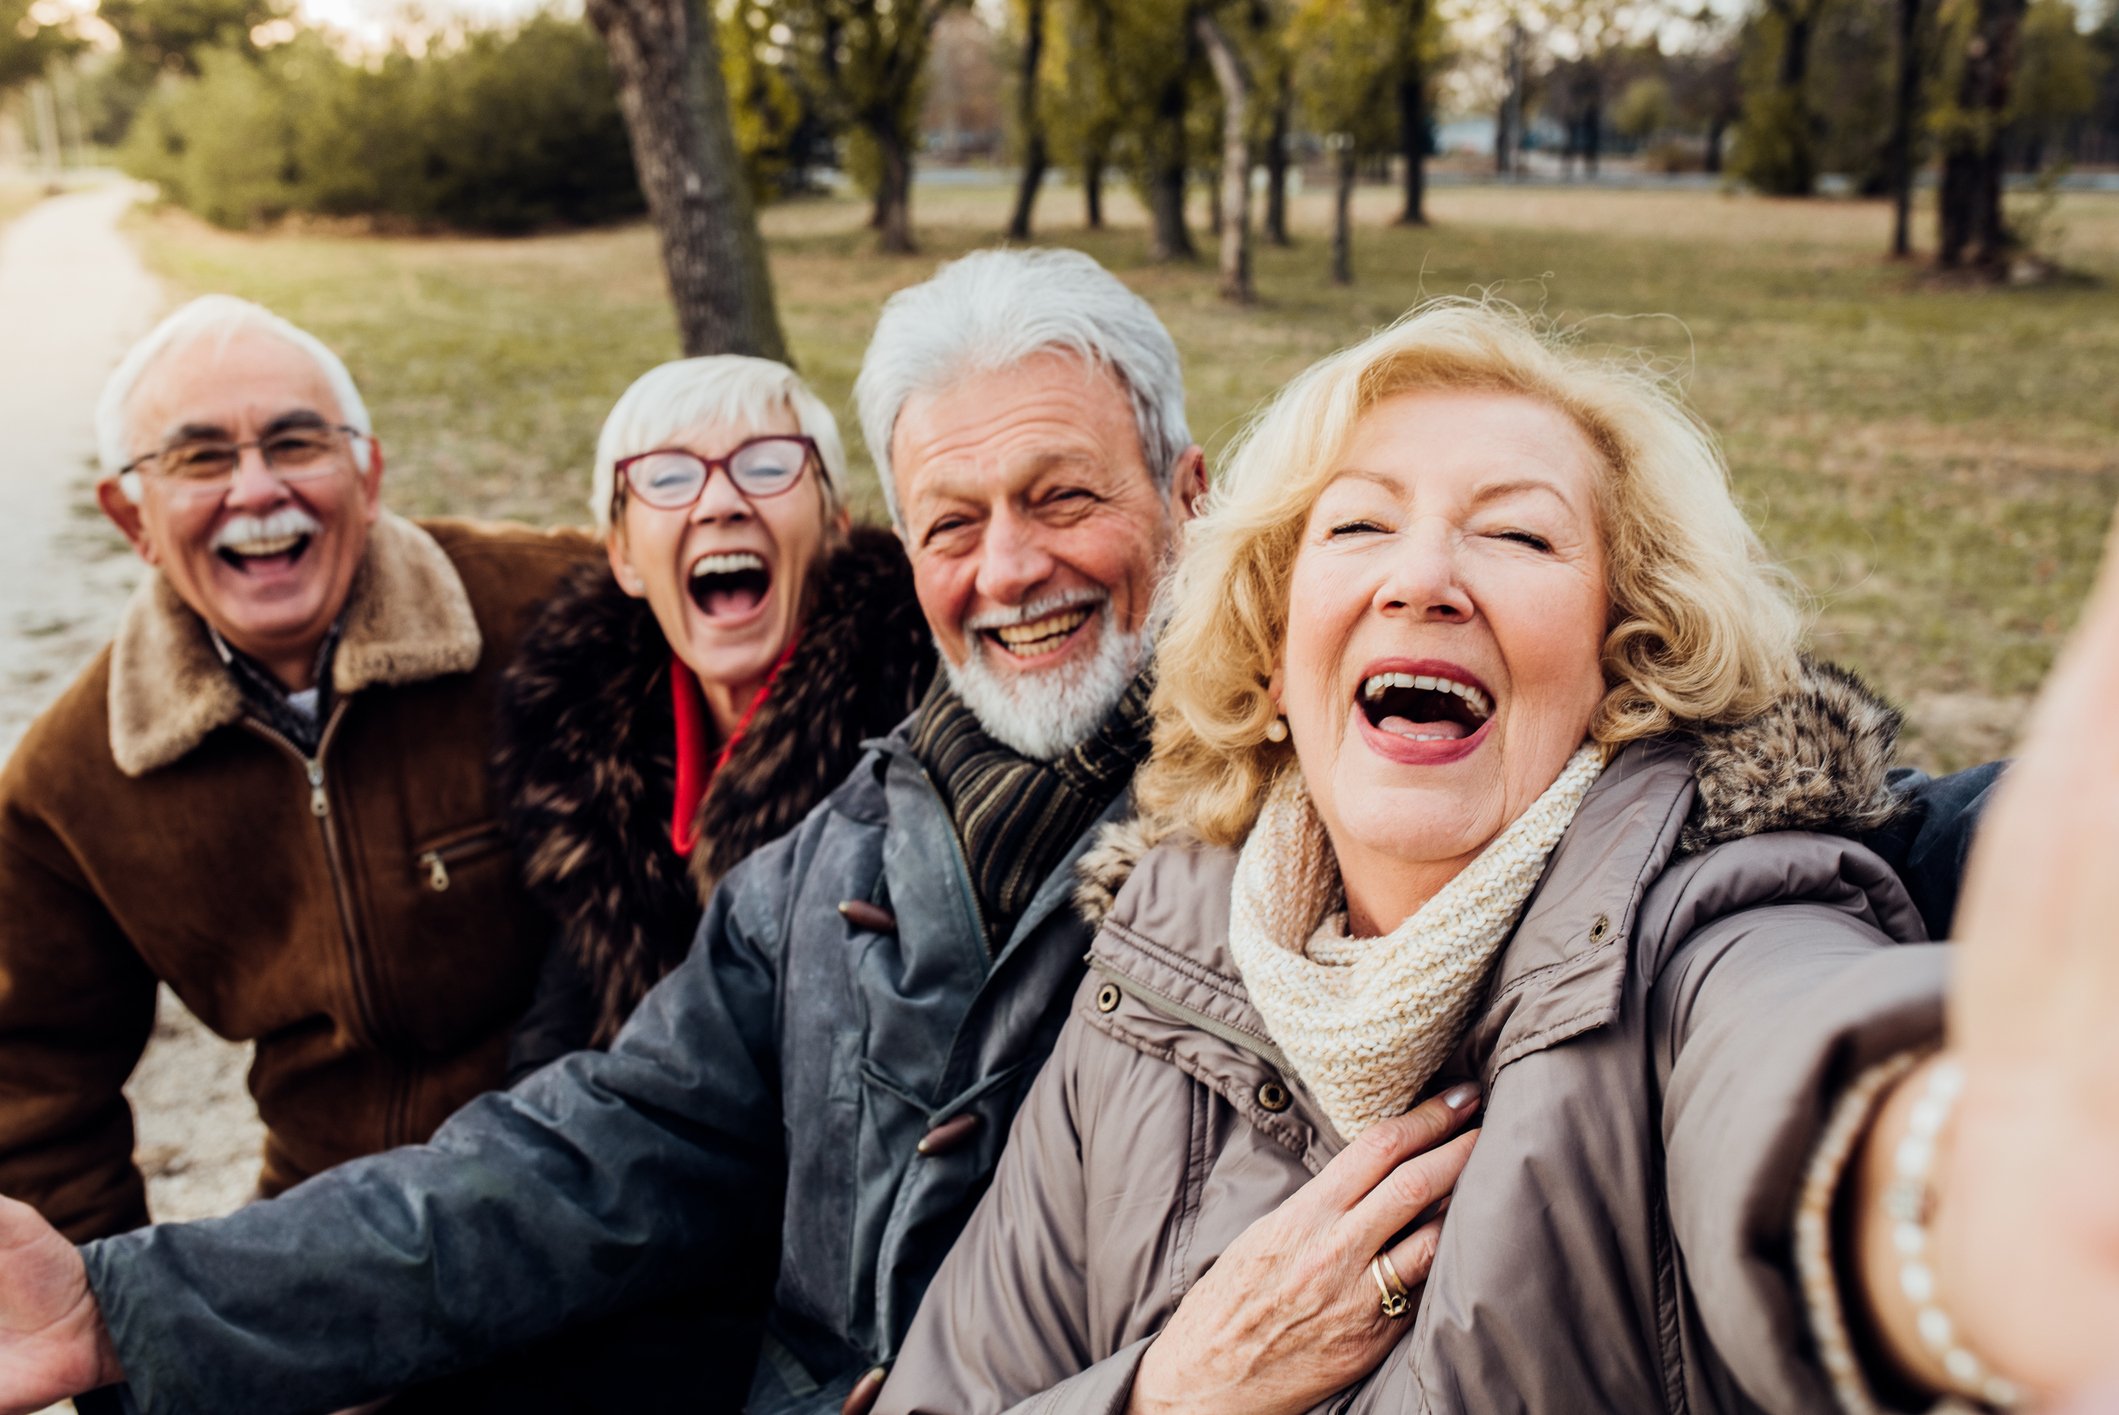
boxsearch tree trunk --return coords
[1582,92,1601,179]
[585,0,788,360]
[867,118,918,254]
[1331,143,1355,284]
[1889,0,1926,257]
[1396,70,1427,224]
[1085,150,1105,227]
[1706,113,1726,173]
[1146,65,1194,261]
[1498,18,1523,176]
[1264,67,1291,247]
[1938,0,2028,269]
[1006,0,1048,240]
[1197,14,1251,301]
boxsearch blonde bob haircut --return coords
[1137,298,1805,848]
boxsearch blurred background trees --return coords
[1,0,2109,288]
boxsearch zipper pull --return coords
[305,759,327,817]
[419,850,450,892]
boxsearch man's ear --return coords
[1167,446,1208,525]
[95,479,160,566]
[359,436,386,525]
[605,533,646,598]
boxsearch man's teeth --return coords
[691,552,766,578]
[1361,671,1492,718]
[227,534,303,558]
[992,607,1092,656]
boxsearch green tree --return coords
[1730,0,1826,193]
[2011,0,2107,167]
[780,0,967,254]
[96,0,287,76]
[1290,0,1396,282]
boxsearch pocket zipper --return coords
[417,828,506,892]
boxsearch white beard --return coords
[944,597,1147,761]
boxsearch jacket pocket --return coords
[412,824,509,893]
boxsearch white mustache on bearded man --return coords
[210,506,325,552]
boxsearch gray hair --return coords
[96,295,373,481]
[591,356,849,536]
[853,248,1190,528]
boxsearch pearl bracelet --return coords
[1883,1058,2021,1410]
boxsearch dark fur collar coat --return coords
[495,526,935,1054]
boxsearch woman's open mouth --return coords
[689,551,772,621]
[1358,670,1494,741]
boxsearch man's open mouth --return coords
[215,533,311,571]
[689,551,771,620]
[1359,671,1494,742]
[983,605,1094,660]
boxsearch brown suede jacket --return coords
[0,513,595,1240]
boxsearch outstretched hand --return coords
[1126,1083,1481,1415]
[1855,513,2119,1403]
[0,1193,120,1415]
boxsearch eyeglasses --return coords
[615,435,817,512]
[119,424,366,495]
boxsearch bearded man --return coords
[0,296,592,1244]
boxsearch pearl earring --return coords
[1266,717,1289,743]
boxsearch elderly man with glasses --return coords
[0,295,593,1253]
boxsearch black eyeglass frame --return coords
[118,423,369,481]
[613,434,821,513]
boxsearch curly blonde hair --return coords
[1136,298,1805,847]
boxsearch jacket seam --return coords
[1086,958,1291,1073]
[1078,996,1313,1164]
[1096,918,1251,1000]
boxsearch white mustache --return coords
[962,589,1108,632]
[211,507,323,551]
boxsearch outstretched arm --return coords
[1,857,792,1415]
[0,1194,121,1415]
[1848,515,2119,1404]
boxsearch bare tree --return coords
[1888,0,1929,257]
[587,0,788,358]
[1006,0,1049,239]
[1196,11,1254,301]
[1938,0,2029,269]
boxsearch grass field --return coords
[128,179,2119,773]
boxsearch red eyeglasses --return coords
[615,435,818,511]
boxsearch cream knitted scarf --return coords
[1228,743,1606,1140]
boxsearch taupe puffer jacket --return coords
[878,670,1944,1415]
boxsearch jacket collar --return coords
[1076,657,1911,1150]
[108,512,480,776]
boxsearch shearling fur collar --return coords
[1074,655,1907,927]
[493,526,935,1045]
[107,512,481,776]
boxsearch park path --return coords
[0,180,265,1239]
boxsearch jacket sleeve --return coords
[78,837,800,1415]
[1652,858,1948,1415]
[0,785,159,1240]
[879,985,1138,1415]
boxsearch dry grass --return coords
[130,180,2119,773]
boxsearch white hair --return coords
[96,295,372,479]
[592,356,849,536]
[853,248,1191,528]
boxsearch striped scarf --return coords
[908,669,1155,950]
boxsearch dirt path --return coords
[0,182,265,1244]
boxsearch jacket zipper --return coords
[243,708,402,1140]
[417,828,507,892]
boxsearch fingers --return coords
[1345,1128,1478,1255]
[1294,1084,1482,1219]
[1378,1196,1452,1300]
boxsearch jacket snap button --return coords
[838,900,898,934]
[1257,1081,1291,1112]
[918,1112,981,1156]
[1588,914,1611,943]
[1095,982,1121,1013]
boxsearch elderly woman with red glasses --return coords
[495,356,935,1083]
[384,356,936,1410]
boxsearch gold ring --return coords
[1370,1255,1411,1319]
